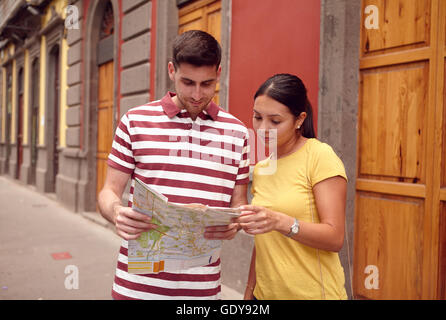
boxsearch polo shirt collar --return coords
[161,92,219,121]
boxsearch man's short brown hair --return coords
[172,30,221,70]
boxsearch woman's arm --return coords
[236,176,347,252]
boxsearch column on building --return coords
[36,4,65,194]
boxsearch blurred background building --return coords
[1,0,445,300]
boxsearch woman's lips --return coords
[259,135,275,142]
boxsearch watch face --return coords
[292,225,299,233]
[287,219,299,237]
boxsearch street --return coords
[0,176,241,300]
[0,176,121,299]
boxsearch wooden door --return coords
[96,61,114,200]
[30,59,39,185]
[354,0,446,299]
[50,46,60,189]
[178,0,221,105]
[17,69,24,180]
[436,0,446,300]
[17,93,23,179]
[5,72,12,174]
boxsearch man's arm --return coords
[98,166,157,240]
[230,183,248,208]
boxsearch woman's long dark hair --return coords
[254,73,316,138]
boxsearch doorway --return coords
[16,68,23,180]
[47,45,60,192]
[95,1,115,204]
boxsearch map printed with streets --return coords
[128,178,241,274]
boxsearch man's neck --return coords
[172,95,207,121]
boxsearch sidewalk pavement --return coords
[0,176,242,300]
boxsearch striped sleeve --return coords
[108,114,136,173]
[235,131,250,185]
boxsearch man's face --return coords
[168,62,221,119]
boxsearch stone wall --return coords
[318,0,361,299]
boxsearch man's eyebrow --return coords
[180,77,216,83]
[180,77,195,82]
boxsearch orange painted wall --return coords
[228,0,321,133]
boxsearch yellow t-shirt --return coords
[252,138,348,300]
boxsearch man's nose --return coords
[191,85,202,100]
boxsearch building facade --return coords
[1,0,445,299]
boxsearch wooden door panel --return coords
[354,193,424,299]
[362,0,431,54]
[98,60,114,102]
[359,62,427,182]
[96,61,114,200]
[97,107,113,153]
[442,60,446,189]
[17,94,23,179]
[205,2,221,42]
[96,152,109,197]
[439,15,446,294]
[178,0,221,105]
[439,202,446,299]
[178,8,205,32]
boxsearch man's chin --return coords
[186,102,210,112]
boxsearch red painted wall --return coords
[228,0,321,133]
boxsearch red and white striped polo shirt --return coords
[107,92,250,300]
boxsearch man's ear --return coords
[168,62,176,80]
[216,65,222,80]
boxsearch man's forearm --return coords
[98,189,122,225]
[230,183,249,208]
[230,197,248,208]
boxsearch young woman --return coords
[236,73,348,300]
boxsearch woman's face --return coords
[252,95,306,149]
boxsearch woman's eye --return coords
[271,120,280,125]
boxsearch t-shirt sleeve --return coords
[107,113,135,174]
[235,131,250,185]
[310,142,347,187]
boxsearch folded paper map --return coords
[128,178,241,274]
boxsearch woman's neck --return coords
[276,134,308,159]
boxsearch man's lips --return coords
[189,100,204,106]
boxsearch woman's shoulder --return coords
[306,139,347,184]
[306,138,337,157]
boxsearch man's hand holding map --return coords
[128,178,242,274]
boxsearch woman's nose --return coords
[258,120,269,131]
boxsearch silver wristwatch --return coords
[286,218,300,237]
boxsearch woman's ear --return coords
[296,112,307,129]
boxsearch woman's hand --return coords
[235,205,293,235]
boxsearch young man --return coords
[98,30,250,300]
